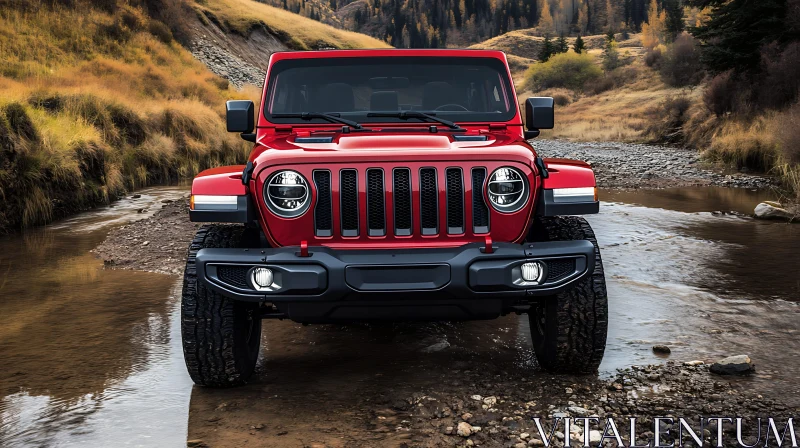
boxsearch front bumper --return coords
[195,241,595,322]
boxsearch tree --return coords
[664,0,684,42]
[574,34,586,53]
[686,0,788,75]
[539,34,555,61]
[641,0,666,48]
[577,2,589,33]
[557,33,569,53]
[602,32,622,70]
[539,0,555,34]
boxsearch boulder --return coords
[652,345,671,355]
[754,202,793,220]
[710,355,755,375]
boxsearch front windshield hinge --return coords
[342,126,351,134]
[429,126,438,133]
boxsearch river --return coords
[0,186,798,446]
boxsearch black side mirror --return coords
[524,97,554,139]
[226,100,256,142]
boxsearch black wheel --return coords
[526,216,608,373]
[181,225,262,387]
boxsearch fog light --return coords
[521,262,544,283]
[252,267,274,288]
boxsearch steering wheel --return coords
[434,104,469,112]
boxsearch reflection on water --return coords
[0,188,191,447]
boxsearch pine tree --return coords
[686,0,789,75]
[557,33,569,53]
[539,34,555,61]
[602,32,621,70]
[664,0,684,42]
[574,34,586,53]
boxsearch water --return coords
[0,188,191,447]
[1,186,799,446]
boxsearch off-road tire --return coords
[527,216,608,373]
[182,225,262,387]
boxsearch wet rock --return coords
[710,355,755,375]
[131,194,142,199]
[652,345,671,355]
[457,421,473,437]
[754,202,793,220]
[186,440,205,447]
[567,406,590,416]
[422,340,450,353]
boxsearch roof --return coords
[268,48,509,62]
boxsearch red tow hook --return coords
[483,236,494,254]
[299,241,310,257]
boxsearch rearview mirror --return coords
[525,97,554,136]
[226,100,255,141]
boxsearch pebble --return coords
[535,140,773,189]
[457,421,473,437]
[710,355,756,375]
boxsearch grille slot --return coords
[471,168,489,233]
[419,168,438,235]
[393,168,412,236]
[340,169,359,236]
[366,169,386,236]
[217,265,250,289]
[313,170,332,237]
[546,259,576,282]
[445,168,464,234]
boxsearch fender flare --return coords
[190,165,256,223]
[536,158,599,216]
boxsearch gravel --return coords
[534,140,774,190]
[190,35,266,88]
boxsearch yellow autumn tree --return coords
[539,0,554,35]
[641,0,667,49]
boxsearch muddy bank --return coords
[535,140,774,190]
[92,198,199,275]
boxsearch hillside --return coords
[0,0,387,233]
[259,0,674,48]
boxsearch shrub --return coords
[758,42,800,110]
[659,33,704,87]
[644,45,663,68]
[584,66,639,96]
[523,52,602,92]
[147,20,174,44]
[646,95,693,144]
[704,71,748,116]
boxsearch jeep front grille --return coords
[315,166,492,239]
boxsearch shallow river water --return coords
[0,186,798,446]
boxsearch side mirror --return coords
[524,97,554,139]
[226,100,256,142]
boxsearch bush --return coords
[148,20,174,44]
[704,71,748,116]
[659,33,704,87]
[644,45,664,68]
[758,42,800,110]
[523,52,602,92]
[584,66,639,96]
[646,95,693,144]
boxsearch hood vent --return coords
[295,136,334,143]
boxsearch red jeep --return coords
[182,49,607,387]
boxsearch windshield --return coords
[264,56,516,125]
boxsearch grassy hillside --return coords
[194,0,390,50]
[0,0,386,233]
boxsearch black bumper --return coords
[195,241,595,323]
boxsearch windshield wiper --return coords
[272,112,363,130]
[367,111,465,131]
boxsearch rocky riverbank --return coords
[535,140,774,190]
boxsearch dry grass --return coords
[517,61,702,142]
[194,0,391,50]
[0,1,256,231]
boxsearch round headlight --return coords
[487,167,529,213]
[264,170,310,218]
